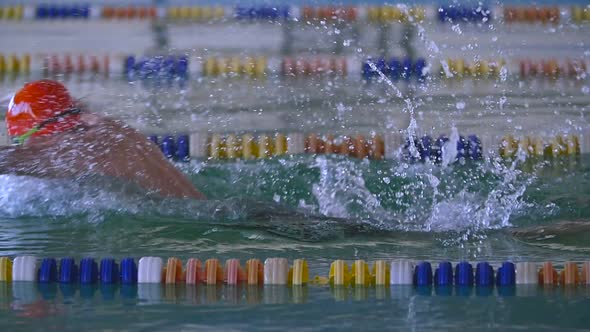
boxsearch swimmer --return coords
[0,79,205,199]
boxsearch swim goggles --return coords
[15,107,82,145]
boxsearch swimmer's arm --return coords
[0,146,37,174]
[0,145,76,177]
[0,147,18,174]
[0,119,206,200]
[78,114,207,200]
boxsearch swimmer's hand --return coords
[0,113,205,200]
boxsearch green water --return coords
[1,284,590,331]
[0,154,589,330]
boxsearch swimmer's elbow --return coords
[0,148,34,176]
[189,190,207,200]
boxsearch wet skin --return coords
[0,113,205,200]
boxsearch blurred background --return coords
[1,1,588,146]
[0,3,590,329]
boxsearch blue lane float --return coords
[467,135,483,160]
[47,5,60,18]
[420,136,433,161]
[148,134,191,162]
[497,262,516,287]
[40,258,136,285]
[414,58,427,82]
[160,135,176,159]
[176,135,190,162]
[455,261,474,286]
[402,57,413,79]
[124,55,189,81]
[59,258,78,284]
[434,261,453,286]
[414,262,433,286]
[36,5,90,19]
[475,262,494,287]
[403,136,432,162]
[121,258,138,284]
[403,134,482,163]
[80,258,98,284]
[38,258,57,283]
[438,5,492,23]
[388,58,402,79]
[100,258,119,284]
[362,57,428,81]
[148,135,159,146]
[235,6,290,20]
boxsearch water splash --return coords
[366,60,420,159]
[311,156,389,227]
[0,153,575,242]
[441,127,460,167]
[0,175,146,221]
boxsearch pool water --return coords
[1,152,589,331]
[1,3,590,330]
[1,284,590,331]
[1,70,589,329]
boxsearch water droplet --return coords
[499,96,507,109]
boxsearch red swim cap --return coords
[6,79,80,137]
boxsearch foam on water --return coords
[0,175,146,221]
[361,54,541,234]
[312,156,389,224]
[0,152,561,242]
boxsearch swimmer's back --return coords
[2,80,204,199]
